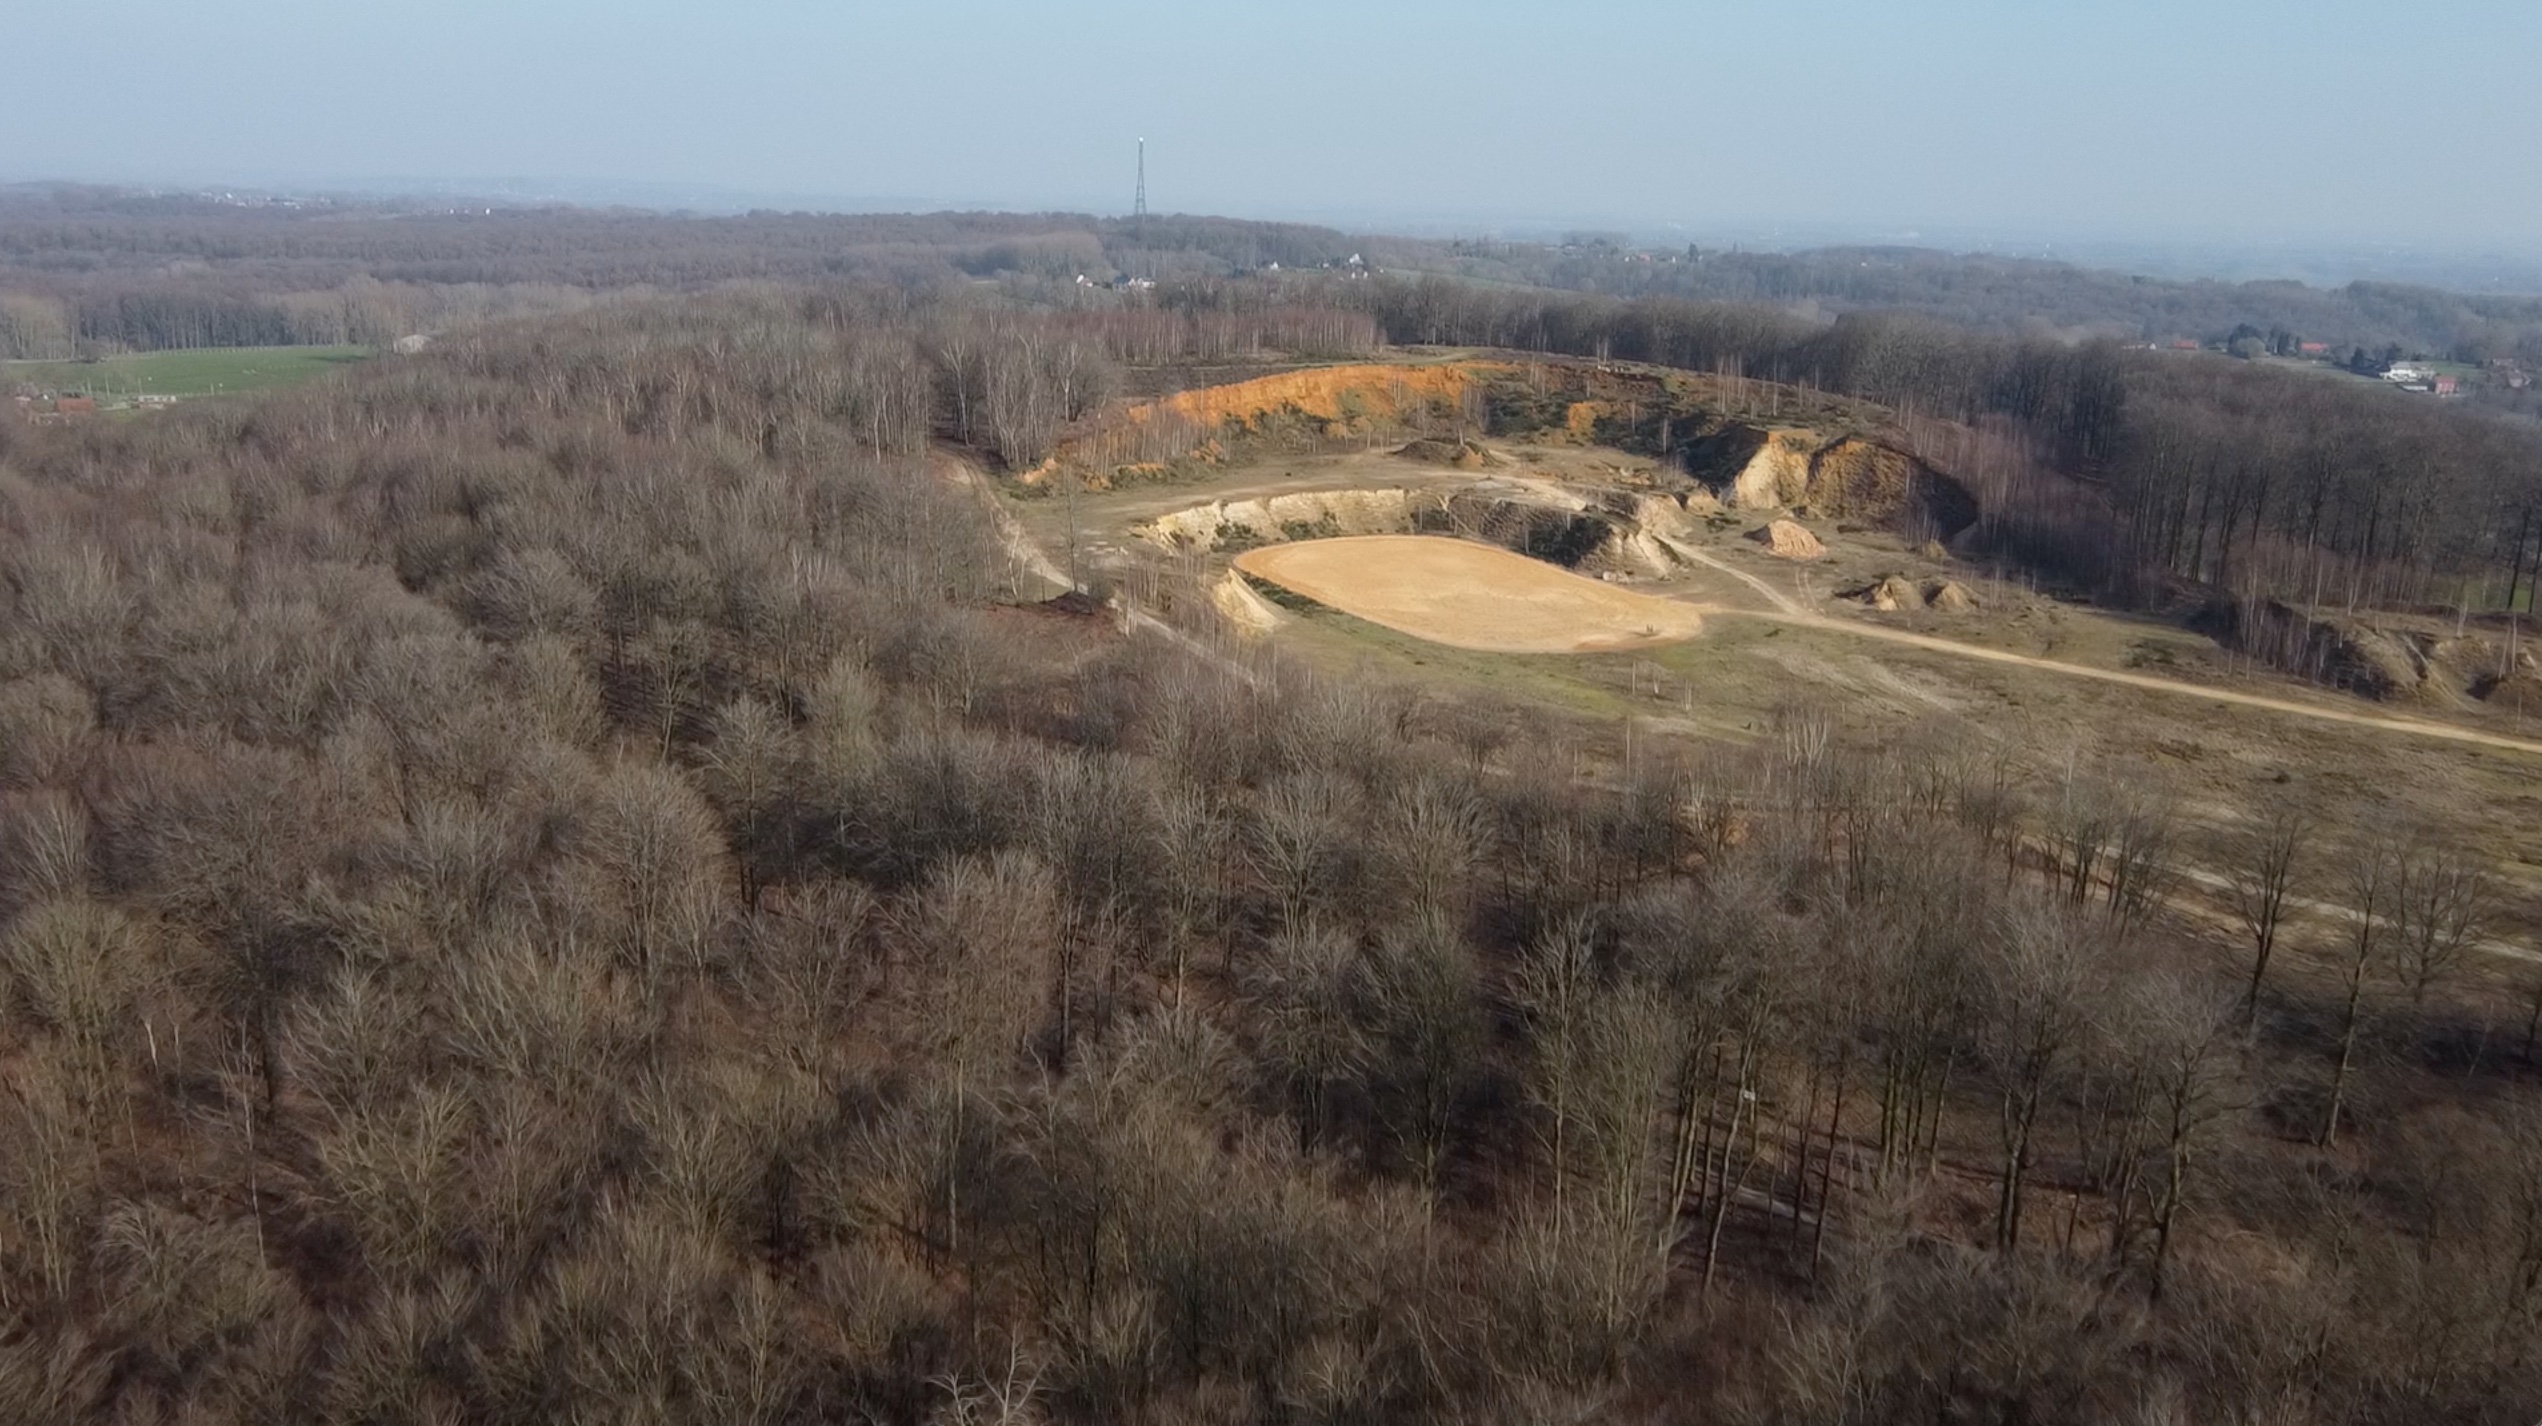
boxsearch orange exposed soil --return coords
[1133,361,1500,432]
[1043,362,1514,481]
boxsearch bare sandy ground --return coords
[1234,536,1704,654]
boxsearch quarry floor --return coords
[1002,441,2542,951]
[1232,537,1705,653]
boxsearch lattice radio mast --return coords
[1133,138,1147,243]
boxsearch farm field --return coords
[5,344,372,399]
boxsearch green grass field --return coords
[5,345,373,400]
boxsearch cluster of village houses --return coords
[8,386,179,423]
[2141,338,2530,398]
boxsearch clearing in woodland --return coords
[1234,535,1705,653]
[5,344,372,399]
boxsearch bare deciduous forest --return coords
[1352,280,2542,633]
[20,183,2534,638]
[5,202,2542,1424]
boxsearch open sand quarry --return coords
[1234,535,1705,654]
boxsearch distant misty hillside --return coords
[5,183,2540,368]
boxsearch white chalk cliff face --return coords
[1138,489,1421,550]
[1136,482,1717,579]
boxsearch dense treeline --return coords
[0,189,1367,289]
[0,188,1377,358]
[1425,241,2542,362]
[3,290,2542,1422]
[0,277,604,359]
[18,183,2542,369]
[1352,278,2542,619]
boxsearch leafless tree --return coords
[2126,973,2242,1295]
[1248,772,1359,934]
[1375,771,1489,923]
[309,1082,474,1285]
[2322,834,2398,1147]
[1246,922,1363,1154]
[0,674,95,790]
[897,850,1058,1257]
[2386,839,2490,1009]
[1354,912,1487,1221]
[2100,787,2181,938]
[1981,896,2098,1251]
[1151,784,1232,994]
[702,693,804,908]
[572,759,729,986]
[0,1052,102,1310]
[2220,805,2309,1027]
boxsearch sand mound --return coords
[1232,536,1703,654]
[1924,579,1980,612]
[1918,540,1950,561]
[1845,574,1976,612]
[1397,437,1500,470]
[1873,575,1927,611]
[2475,663,2542,704]
[1748,519,1826,560]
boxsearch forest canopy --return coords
[3,278,2542,1424]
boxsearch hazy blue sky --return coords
[7,0,2537,247]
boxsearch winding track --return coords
[1657,535,2542,760]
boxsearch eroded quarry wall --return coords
[1687,427,1978,538]
[1141,488,1429,550]
[1059,363,1505,477]
[1055,356,1986,544]
[2207,598,2542,706]
[1135,481,1704,578]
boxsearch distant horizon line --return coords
[9,171,2542,294]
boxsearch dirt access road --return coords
[1656,535,2542,760]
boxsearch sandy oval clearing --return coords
[1234,536,1703,654]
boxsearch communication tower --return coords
[1133,138,1147,242]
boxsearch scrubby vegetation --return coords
[3,286,2541,1424]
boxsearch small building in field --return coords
[2299,341,2330,356]
[52,396,97,416]
[2433,376,2460,397]
[2171,338,2202,351]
